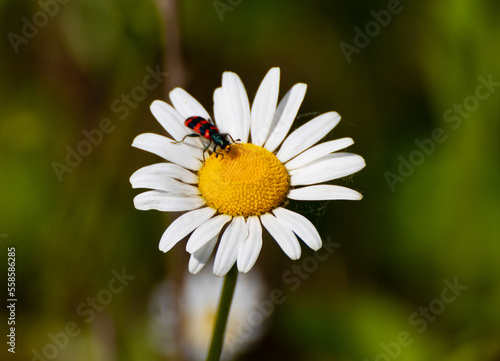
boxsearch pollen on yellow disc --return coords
[198,143,290,217]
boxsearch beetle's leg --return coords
[222,133,240,144]
[214,144,226,159]
[172,133,200,144]
[200,141,213,161]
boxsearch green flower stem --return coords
[206,265,239,361]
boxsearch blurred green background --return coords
[1,0,500,360]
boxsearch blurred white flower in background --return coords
[148,266,267,360]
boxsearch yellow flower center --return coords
[198,143,290,217]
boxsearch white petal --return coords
[132,133,202,171]
[288,185,363,201]
[133,191,205,211]
[289,153,366,186]
[130,163,199,185]
[213,87,230,133]
[169,88,211,120]
[250,67,280,146]
[237,216,263,273]
[264,83,307,153]
[272,208,322,250]
[276,112,341,163]
[159,207,216,252]
[147,102,207,160]
[149,100,193,141]
[131,174,200,195]
[284,137,354,170]
[213,216,246,277]
[260,213,301,260]
[188,236,218,274]
[150,100,205,151]
[179,140,207,162]
[186,214,232,253]
[221,72,251,142]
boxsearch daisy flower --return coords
[130,67,365,277]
